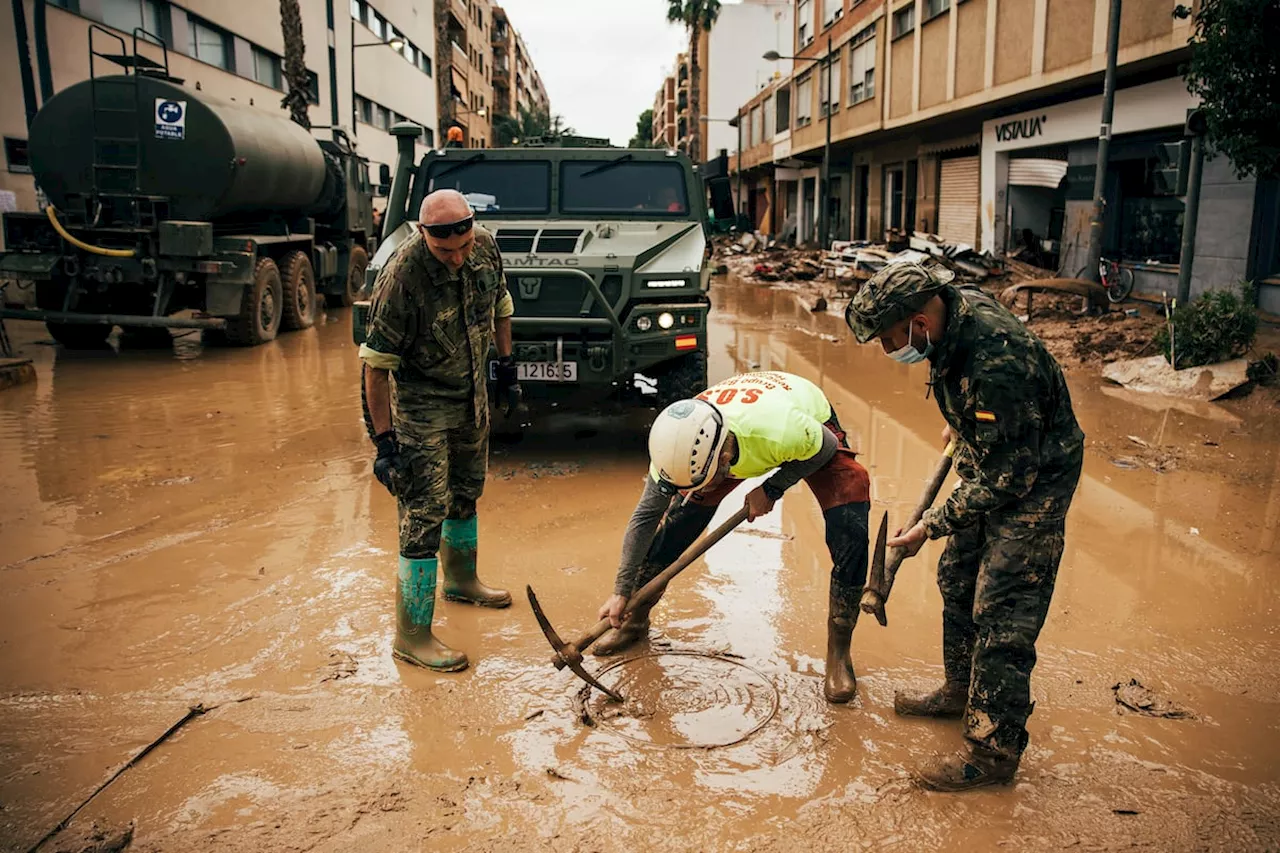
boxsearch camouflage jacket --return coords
[920,285,1085,539]
[361,225,511,425]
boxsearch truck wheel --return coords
[47,322,113,349]
[224,257,283,346]
[655,351,708,409]
[339,245,370,307]
[281,250,317,331]
[120,326,174,349]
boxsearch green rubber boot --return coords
[440,517,512,608]
[393,556,468,672]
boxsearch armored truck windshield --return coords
[560,160,690,215]
[425,159,551,213]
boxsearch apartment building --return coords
[702,0,793,163]
[2,0,439,216]
[652,74,678,148]
[440,0,494,146]
[490,5,548,123]
[650,46,709,160]
[732,0,1280,311]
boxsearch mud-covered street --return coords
[2,279,1279,852]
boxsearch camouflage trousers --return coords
[937,512,1067,758]
[393,402,489,559]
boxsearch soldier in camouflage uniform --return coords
[358,189,522,672]
[845,263,1084,791]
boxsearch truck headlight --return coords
[646,279,687,289]
[636,315,653,331]
[658,312,675,330]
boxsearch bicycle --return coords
[1075,257,1135,304]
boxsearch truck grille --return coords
[494,229,537,253]
[535,229,583,253]
[507,273,621,319]
[494,227,585,254]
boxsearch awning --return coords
[919,134,981,155]
[1008,158,1068,189]
[450,68,468,101]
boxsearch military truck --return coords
[0,29,375,348]
[353,124,711,411]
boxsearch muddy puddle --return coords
[0,284,1278,852]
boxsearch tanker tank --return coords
[28,74,337,222]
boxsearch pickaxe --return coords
[860,441,955,626]
[528,505,751,701]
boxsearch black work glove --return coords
[494,355,523,416]
[372,430,403,496]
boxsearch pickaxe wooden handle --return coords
[530,505,751,698]
[861,441,955,626]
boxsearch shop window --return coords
[4,137,31,174]
[849,26,876,104]
[1115,158,1184,264]
[893,5,915,38]
[188,17,231,69]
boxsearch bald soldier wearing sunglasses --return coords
[359,189,522,672]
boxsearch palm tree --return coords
[666,0,721,162]
[279,0,310,128]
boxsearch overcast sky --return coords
[493,0,693,145]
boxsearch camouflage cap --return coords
[844,262,955,344]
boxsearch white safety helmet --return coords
[648,398,729,496]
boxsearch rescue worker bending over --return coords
[596,371,871,704]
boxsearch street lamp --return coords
[350,17,406,138]
[765,37,834,248]
[701,113,743,221]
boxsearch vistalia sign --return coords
[994,115,1047,143]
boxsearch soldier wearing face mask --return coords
[844,263,1084,792]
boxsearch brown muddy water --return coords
[1,280,1278,852]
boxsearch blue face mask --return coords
[887,323,931,364]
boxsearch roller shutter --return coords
[937,155,980,247]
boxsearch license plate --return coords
[490,361,578,382]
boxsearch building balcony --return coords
[493,59,509,82]
[450,0,467,26]
[492,24,509,45]
[452,40,468,71]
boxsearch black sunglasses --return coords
[420,216,475,239]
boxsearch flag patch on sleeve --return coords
[975,410,997,423]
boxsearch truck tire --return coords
[120,326,174,349]
[47,322,113,349]
[339,245,369,308]
[655,351,708,409]
[281,250,317,331]
[224,257,283,346]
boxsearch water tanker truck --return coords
[0,31,376,348]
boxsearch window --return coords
[893,5,915,38]
[797,0,812,46]
[925,0,950,18]
[357,96,372,124]
[405,44,416,65]
[187,17,230,69]
[422,127,435,147]
[252,47,282,90]
[775,86,791,131]
[4,137,31,174]
[306,70,320,105]
[561,161,689,215]
[820,53,841,114]
[849,25,876,104]
[795,74,813,125]
[763,95,775,138]
[374,104,390,130]
[102,0,164,43]
[1115,155,1185,264]
[750,106,763,147]
[426,160,550,213]
[824,0,843,25]
[351,0,363,22]
[368,10,384,39]
[417,48,433,76]
[49,0,79,10]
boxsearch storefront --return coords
[981,77,1201,286]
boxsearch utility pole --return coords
[1082,0,1122,286]
[736,109,744,220]
[819,34,833,249]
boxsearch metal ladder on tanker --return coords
[85,26,170,228]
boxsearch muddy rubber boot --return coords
[592,595,659,657]
[823,593,859,703]
[913,744,1018,792]
[440,517,511,608]
[893,682,969,718]
[393,556,468,672]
